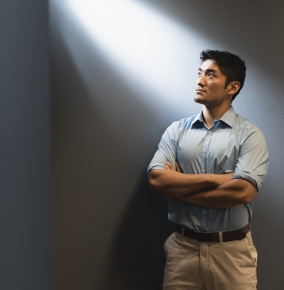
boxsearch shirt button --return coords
[208,131,211,134]
[203,169,206,173]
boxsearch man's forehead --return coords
[199,59,221,72]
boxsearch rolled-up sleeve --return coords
[147,122,178,174]
[233,127,269,191]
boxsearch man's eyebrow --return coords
[198,68,218,73]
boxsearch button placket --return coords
[201,130,213,174]
[200,129,213,231]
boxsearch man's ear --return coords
[227,81,241,96]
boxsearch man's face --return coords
[194,59,231,107]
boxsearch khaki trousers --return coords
[163,231,257,290]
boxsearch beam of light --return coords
[53,0,211,110]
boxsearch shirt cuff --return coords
[147,162,165,174]
[233,170,263,191]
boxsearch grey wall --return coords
[50,1,284,289]
[0,0,51,289]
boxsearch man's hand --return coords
[215,172,234,186]
[165,162,183,173]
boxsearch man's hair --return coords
[200,50,246,101]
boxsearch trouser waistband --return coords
[175,224,250,243]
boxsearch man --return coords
[147,50,269,290]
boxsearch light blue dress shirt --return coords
[147,106,269,232]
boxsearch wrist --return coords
[211,174,224,187]
[207,174,218,187]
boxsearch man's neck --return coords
[202,105,231,128]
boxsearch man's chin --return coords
[194,95,205,104]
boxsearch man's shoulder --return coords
[235,113,266,140]
[235,113,259,129]
[170,114,199,129]
[163,114,199,139]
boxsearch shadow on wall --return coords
[103,175,174,290]
[51,15,174,289]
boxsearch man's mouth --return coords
[196,88,205,93]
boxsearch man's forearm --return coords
[179,178,258,208]
[148,169,233,198]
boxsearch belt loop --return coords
[219,231,223,245]
[182,227,185,236]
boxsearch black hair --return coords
[200,50,246,101]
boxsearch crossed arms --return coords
[148,162,258,208]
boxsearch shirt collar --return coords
[192,106,237,128]
[219,106,237,128]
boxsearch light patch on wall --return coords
[53,0,210,110]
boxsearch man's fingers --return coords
[165,162,174,170]
[225,172,234,180]
[165,162,183,173]
[216,172,234,186]
[175,162,183,173]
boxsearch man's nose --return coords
[197,74,205,87]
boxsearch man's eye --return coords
[207,72,214,77]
